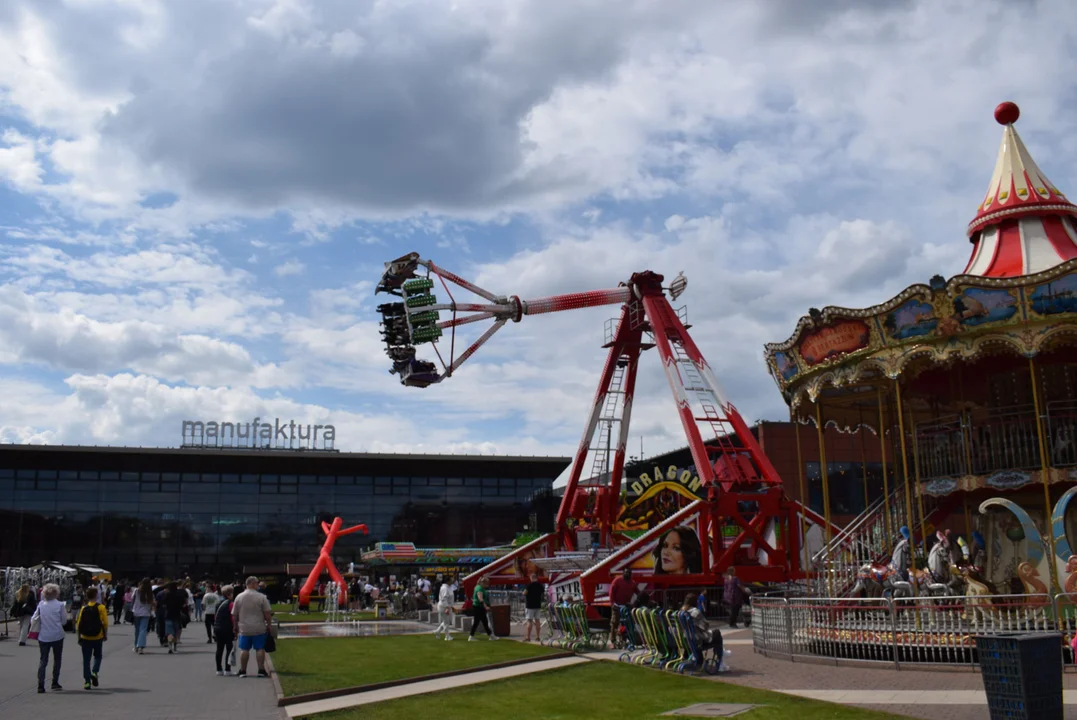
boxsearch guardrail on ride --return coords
[753,593,1069,670]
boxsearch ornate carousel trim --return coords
[767,256,1077,403]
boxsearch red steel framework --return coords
[376,255,815,608]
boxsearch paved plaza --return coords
[713,626,1077,720]
[0,622,284,719]
[9,619,1077,719]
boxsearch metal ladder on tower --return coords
[587,357,629,484]
[666,339,744,473]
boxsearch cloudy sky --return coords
[0,0,1075,465]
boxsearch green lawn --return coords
[299,661,909,720]
[273,634,563,696]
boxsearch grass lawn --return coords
[298,661,909,720]
[273,634,563,696]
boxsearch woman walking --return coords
[31,583,68,693]
[202,584,221,643]
[213,585,235,675]
[468,577,497,641]
[10,583,37,646]
[131,578,155,654]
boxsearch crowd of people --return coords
[9,575,277,693]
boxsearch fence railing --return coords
[486,590,528,622]
[753,593,1072,669]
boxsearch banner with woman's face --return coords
[616,509,707,577]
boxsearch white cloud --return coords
[274,259,305,277]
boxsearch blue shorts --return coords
[165,620,178,637]
[238,633,267,651]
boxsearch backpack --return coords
[78,603,103,637]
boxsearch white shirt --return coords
[203,591,221,615]
[420,578,431,593]
[438,583,456,610]
[32,598,68,643]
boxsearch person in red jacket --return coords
[608,569,637,646]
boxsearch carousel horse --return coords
[927,532,965,595]
[850,563,912,599]
[1016,562,1051,606]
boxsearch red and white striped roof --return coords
[964,102,1077,278]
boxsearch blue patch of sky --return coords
[139,191,179,209]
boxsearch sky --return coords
[0,0,1075,468]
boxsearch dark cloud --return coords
[97,1,676,215]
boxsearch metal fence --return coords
[487,590,528,622]
[753,593,1071,670]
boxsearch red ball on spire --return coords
[994,101,1020,125]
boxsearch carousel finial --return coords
[993,101,1020,126]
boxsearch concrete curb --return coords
[276,650,574,707]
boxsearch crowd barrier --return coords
[752,593,1076,669]
[486,590,528,622]
[541,602,607,652]
[616,606,724,675]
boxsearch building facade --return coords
[0,445,568,579]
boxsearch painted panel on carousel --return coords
[1029,271,1077,316]
[617,465,706,533]
[882,299,937,341]
[951,288,1019,327]
[921,477,959,497]
[797,320,871,366]
[773,351,800,383]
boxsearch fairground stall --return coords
[753,102,1077,667]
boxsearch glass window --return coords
[375,477,391,486]
[37,470,58,480]
[161,482,180,493]
[142,472,160,482]
[498,478,515,488]
[481,478,498,487]
[447,478,462,486]
[0,469,13,478]
[181,473,201,483]
[374,486,392,495]
[261,475,279,484]
[121,472,139,481]
[392,477,410,487]
[222,474,239,482]
[300,475,317,484]
[355,477,372,487]
[260,484,278,494]
[59,471,78,480]
[241,474,259,483]
[392,485,410,495]
[482,486,500,496]
[16,479,34,489]
[279,484,298,494]
[59,480,89,491]
[161,473,180,482]
[78,470,99,480]
[36,479,57,490]
[280,475,298,484]
[499,487,516,496]
[318,475,335,484]
[410,477,427,486]
[17,469,36,479]
[202,473,220,483]
[100,471,119,480]
[429,477,445,486]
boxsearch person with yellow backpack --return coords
[75,586,109,690]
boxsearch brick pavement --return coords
[0,621,285,719]
[716,627,1077,720]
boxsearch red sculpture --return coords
[299,517,368,609]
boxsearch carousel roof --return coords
[964,102,1077,278]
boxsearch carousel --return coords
[764,101,1077,603]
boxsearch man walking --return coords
[232,576,273,678]
[76,586,108,690]
[523,573,544,642]
[203,584,221,644]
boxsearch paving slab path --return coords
[0,622,284,720]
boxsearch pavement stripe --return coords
[781,689,1077,705]
[284,656,590,717]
